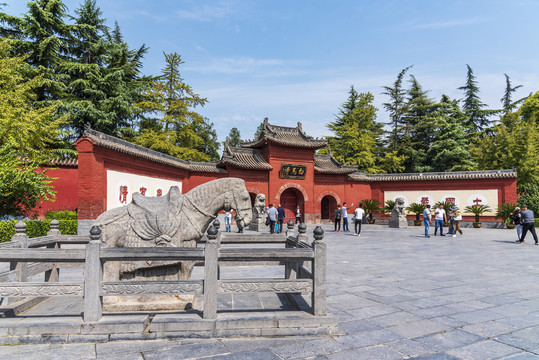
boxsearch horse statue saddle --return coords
[128,186,183,245]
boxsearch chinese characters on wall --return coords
[279,164,307,180]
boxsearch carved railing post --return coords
[285,220,296,279]
[212,218,220,231]
[84,226,103,322]
[9,221,28,303]
[45,219,61,282]
[286,220,295,239]
[297,223,308,245]
[312,226,326,316]
[203,226,219,319]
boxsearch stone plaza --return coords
[1,222,539,359]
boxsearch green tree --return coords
[326,87,383,172]
[134,52,213,161]
[4,0,73,105]
[458,64,497,133]
[226,127,242,147]
[0,40,67,216]
[382,66,412,151]
[471,93,539,187]
[62,0,150,138]
[254,122,264,140]
[426,96,476,172]
[500,73,525,114]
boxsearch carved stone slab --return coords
[219,279,313,293]
[101,281,203,295]
[0,283,83,297]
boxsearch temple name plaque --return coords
[280,164,306,180]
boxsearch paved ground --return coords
[2,223,539,359]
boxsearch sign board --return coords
[279,163,307,180]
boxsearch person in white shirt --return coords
[224,210,232,232]
[296,206,301,224]
[423,204,432,237]
[434,204,446,236]
[354,204,365,236]
[342,202,352,232]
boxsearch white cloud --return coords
[400,17,492,30]
[175,2,235,22]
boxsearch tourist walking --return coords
[277,204,285,233]
[451,208,463,236]
[296,206,302,224]
[423,204,432,237]
[342,202,351,232]
[510,207,523,241]
[334,205,342,232]
[267,204,278,234]
[434,204,446,236]
[447,206,456,236]
[516,205,538,244]
[224,210,232,232]
[354,203,365,236]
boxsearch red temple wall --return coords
[34,166,78,219]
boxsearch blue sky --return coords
[4,0,539,145]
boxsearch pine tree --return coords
[381,66,412,151]
[426,96,476,172]
[500,73,525,114]
[226,127,242,147]
[134,52,213,162]
[326,87,383,172]
[62,0,150,138]
[458,64,497,133]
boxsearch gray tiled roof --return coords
[242,118,327,149]
[81,129,225,173]
[314,154,357,174]
[348,169,517,182]
[45,157,78,167]
[220,143,273,170]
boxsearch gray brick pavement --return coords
[1,223,539,359]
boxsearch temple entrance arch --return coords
[279,188,304,222]
[249,192,257,207]
[321,195,338,220]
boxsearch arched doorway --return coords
[249,192,257,208]
[280,188,304,222]
[321,195,337,220]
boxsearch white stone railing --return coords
[0,221,326,322]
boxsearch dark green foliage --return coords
[45,210,76,220]
[464,204,492,223]
[382,66,412,151]
[501,74,525,114]
[517,179,539,215]
[406,203,426,221]
[226,127,242,147]
[326,87,383,172]
[254,122,265,140]
[383,200,396,214]
[458,64,499,133]
[0,219,77,242]
[495,203,517,224]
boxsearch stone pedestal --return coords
[389,214,408,228]
[249,215,267,232]
[104,294,194,312]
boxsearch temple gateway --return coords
[41,118,517,228]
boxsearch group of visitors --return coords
[334,203,366,236]
[423,204,462,238]
[266,204,303,234]
[511,205,538,244]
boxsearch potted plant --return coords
[406,203,426,226]
[495,203,517,229]
[360,199,381,224]
[464,204,492,228]
[383,200,396,215]
[435,201,453,227]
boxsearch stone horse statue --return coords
[95,178,252,284]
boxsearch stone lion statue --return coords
[389,197,407,228]
[252,193,266,220]
[392,197,406,216]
